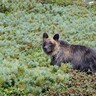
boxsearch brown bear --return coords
[42,33,96,72]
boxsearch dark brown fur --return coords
[42,33,96,72]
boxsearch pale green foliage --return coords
[0,0,96,95]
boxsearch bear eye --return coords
[49,42,54,47]
[49,42,52,45]
[43,42,46,47]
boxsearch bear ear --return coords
[53,34,59,41]
[43,33,48,39]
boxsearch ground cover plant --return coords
[0,0,96,95]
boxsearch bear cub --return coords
[42,33,96,72]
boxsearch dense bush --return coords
[0,0,96,13]
[0,0,96,95]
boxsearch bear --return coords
[42,33,96,73]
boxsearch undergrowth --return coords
[0,0,96,95]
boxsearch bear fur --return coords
[42,33,96,72]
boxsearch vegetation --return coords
[0,0,96,95]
